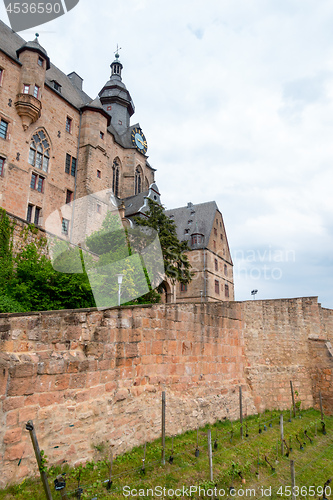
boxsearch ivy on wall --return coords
[0,208,95,313]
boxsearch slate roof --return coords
[0,20,91,108]
[124,183,161,218]
[165,201,219,249]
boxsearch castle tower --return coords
[14,34,50,130]
[98,51,135,134]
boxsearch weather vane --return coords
[114,44,122,57]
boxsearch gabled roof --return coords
[165,201,219,247]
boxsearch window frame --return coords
[0,119,8,140]
[97,169,101,179]
[65,153,76,177]
[66,189,73,204]
[180,283,187,292]
[62,218,69,235]
[225,284,229,298]
[27,204,34,223]
[38,56,44,67]
[215,280,220,295]
[214,258,218,272]
[30,172,45,193]
[23,84,30,94]
[29,130,50,173]
[0,156,5,176]
[33,85,40,99]
[0,68,3,86]
[34,206,41,226]
[65,116,72,133]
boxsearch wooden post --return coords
[290,460,296,500]
[280,414,284,456]
[290,381,296,418]
[239,386,243,439]
[207,429,213,482]
[162,391,166,465]
[26,421,53,500]
[55,476,68,499]
[319,391,324,421]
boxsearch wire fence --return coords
[23,384,332,500]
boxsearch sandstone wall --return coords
[0,297,332,487]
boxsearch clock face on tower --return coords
[131,127,148,154]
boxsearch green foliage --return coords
[0,210,95,313]
[0,208,14,290]
[134,199,193,285]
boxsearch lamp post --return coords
[117,274,124,307]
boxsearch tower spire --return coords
[111,45,123,78]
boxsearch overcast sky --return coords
[1,0,333,307]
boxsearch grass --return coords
[0,409,332,499]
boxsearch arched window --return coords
[112,158,120,197]
[28,129,50,173]
[135,167,142,194]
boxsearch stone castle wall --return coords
[0,297,332,487]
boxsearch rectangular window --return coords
[34,207,41,225]
[27,204,33,223]
[213,240,216,250]
[66,189,73,204]
[62,218,69,235]
[65,154,76,176]
[224,264,227,276]
[66,117,72,133]
[37,176,44,193]
[97,169,101,178]
[215,280,219,294]
[38,56,44,67]
[30,173,44,192]
[71,157,76,177]
[0,68,4,86]
[100,131,104,139]
[180,283,187,292]
[225,284,229,298]
[23,84,30,94]
[220,234,223,240]
[33,85,40,98]
[65,153,71,174]
[214,258,218,272]
[0,119,8,139]
[214,228,217,236]
[30,172,37,189]
[96,203,101,213]
[0,156,5,176]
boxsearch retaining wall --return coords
[0,296,332,487]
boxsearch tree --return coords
[134,199,193,285]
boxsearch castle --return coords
[0,20,234,303]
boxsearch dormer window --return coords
[52,80,62,93]
[191,234,204,245]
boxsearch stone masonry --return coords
[0,296,332,487]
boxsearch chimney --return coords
[67,71,83,90]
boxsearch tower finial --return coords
[114,44,122,58]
